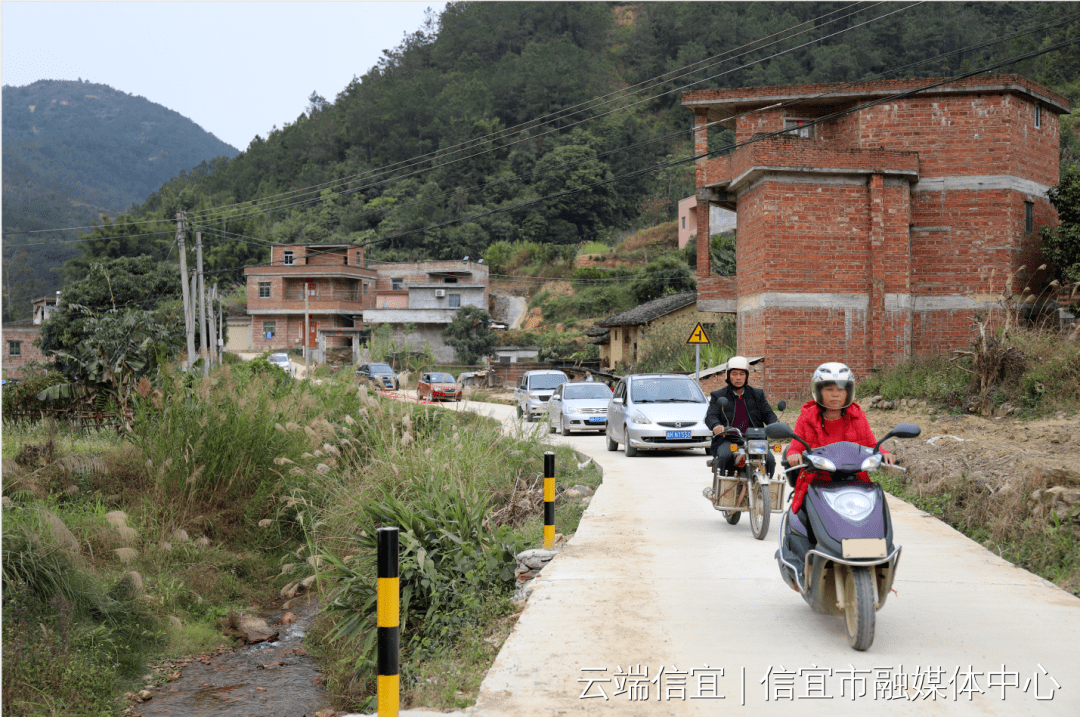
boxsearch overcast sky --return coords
[2,0,448,151]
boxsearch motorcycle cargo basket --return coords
[714,477,745,509]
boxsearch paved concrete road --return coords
[466,404,1080,716]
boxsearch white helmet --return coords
[726,355,751,384]
[811,362,855,408]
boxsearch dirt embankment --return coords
[862,407,1080,488]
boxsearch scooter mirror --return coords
[886,423,921,440]
[717,397,729,407]
[777,400,786,412]
[765,422,795,440]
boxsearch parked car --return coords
[514,369,569,422]
[547,381,613,435]
[605,374,711,457]
[417,371,462,402]
[356,362,399,390]
[268,353,293,375]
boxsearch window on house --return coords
[1035,102,1042,129]
[443,276,458,284]
[356,251,363,266]
[784,118,814,139]
[682,217,686,229]
[263,321,276,339]
[8,341,21,357]
[391,278,403,291]
[448,293,461,308]
[259,282,271,298]
[283,250,295,266]
[1025,201,1034,233]
[499,355,511,363]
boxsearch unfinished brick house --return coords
[243,246,490,363]
[682,74,1069,400]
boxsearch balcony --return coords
[248,284,375,315]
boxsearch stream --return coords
[132,597,333,717]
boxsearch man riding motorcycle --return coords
[704,356,779,477]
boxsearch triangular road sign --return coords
[686,322,710,344]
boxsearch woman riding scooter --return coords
[786,362,896,514]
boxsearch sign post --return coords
[686,323,711,383]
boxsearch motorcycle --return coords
[765,420,920,651]
[703,398,786,540]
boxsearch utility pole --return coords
[207,282,218,370]
[216,282,223,364]
[196,231,209,377]
[176,211,196,369]
[304,278,310,380]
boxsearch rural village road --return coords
[459,400,1080,716]
[347,397,1080,716]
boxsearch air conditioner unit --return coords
[435,289,446,298]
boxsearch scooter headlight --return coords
[859,454,883,472]
[822,488,877,522]
[805,454,837,472]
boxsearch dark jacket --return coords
[704,385,778,442]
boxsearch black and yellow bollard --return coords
[377,527,400,717]
[543,451,556,549]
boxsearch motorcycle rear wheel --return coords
[750,482,771,540]
[845,566,876,651]
[723,510,741,525]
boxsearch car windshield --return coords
[428,373,455,383]
[563,384,612,400]
[370,364,394,373]
[270,354,289,363]
[630,378,705,403]
[529,374,568,390]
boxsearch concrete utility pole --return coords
[207,282,218,370]
[304,278,310,380]
[215,282,223,364]
[196,232,209,377]
[176,211,196,369]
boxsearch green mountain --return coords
[2,79,238,320]
[30,2,1080,300]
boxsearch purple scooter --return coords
[765,420,920,651]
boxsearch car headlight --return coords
[629,410,653,425]
[747,440,769,455]
[565,406,580,415]
[805,454,837,472]
[822,488,877,522]
[859,454,883,472]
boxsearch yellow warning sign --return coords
[686,323,710,345]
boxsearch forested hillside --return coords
[21,2,1080,296]
[2,80,238,320]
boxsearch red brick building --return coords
[682,74,1069,400]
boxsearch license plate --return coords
[588,416,606,424]
[842,538,887,559]
[666,430,691,440]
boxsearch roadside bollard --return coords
[377,527,399,717]
[544,451,555,549]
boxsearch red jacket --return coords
[786,401,888,513]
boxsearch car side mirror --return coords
[613,397,624,405]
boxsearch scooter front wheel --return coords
[749,482,771,540]
[722,510,741,525]
[845,566,876,651]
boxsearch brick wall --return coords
[2,325,48,379]
[684,74,1066,399]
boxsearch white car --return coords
[547,381,613,435]
[268,353,293,375]
[514,369,569,422]
[605,374,711,457]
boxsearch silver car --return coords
[268,352,292,375]
[605,374,711,457]
[547,381,613,435]
[514,369,569,422]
